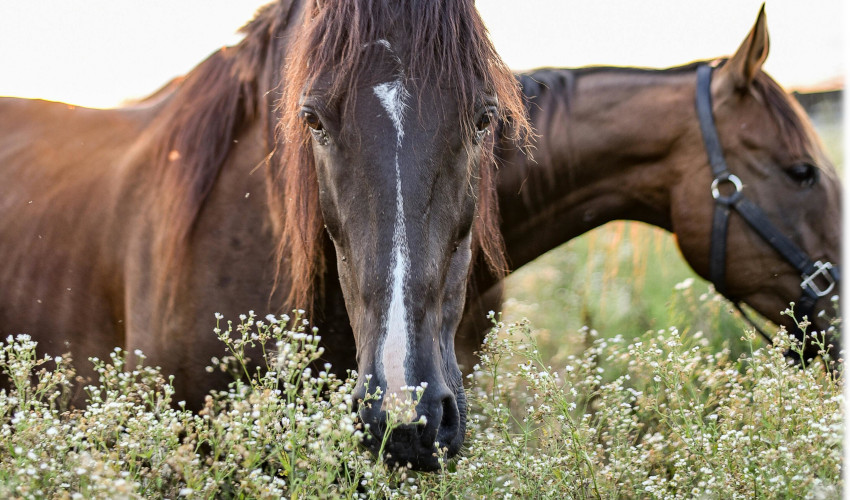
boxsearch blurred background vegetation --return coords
[498,89,843,371]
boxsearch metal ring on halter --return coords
[711,173,743,204]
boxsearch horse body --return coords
[0,99,144,380]
[0,0,530,470]
[496,68,688,265]
[460,8,841,365]
[0,87,273,395]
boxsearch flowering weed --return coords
[0,303,841,498]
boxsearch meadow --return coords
[0,95,842,498]
[0,305,841,499]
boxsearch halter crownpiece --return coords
[694,64,840,351]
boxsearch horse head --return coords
[669,7,841,360]
[273,0,527,470]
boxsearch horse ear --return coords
[716,4,770,92]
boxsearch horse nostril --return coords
[434,394,460,448]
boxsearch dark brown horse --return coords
[0,0,529,470]
[459,6,841,369]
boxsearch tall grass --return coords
[502,223,755,369]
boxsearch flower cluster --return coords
[0,300,841,498]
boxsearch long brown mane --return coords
[270,0,531,310]
[148,1,300,310]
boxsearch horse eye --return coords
[476,112,492,131]
[299,108,330,145]
[473,106,497,143]
[786,163,818,188]
[299,109,323,131]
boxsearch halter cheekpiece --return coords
[694,63,840,354]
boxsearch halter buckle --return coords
[801,260,836,297]
[711,173,743,204]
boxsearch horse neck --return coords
[498,67,697,269]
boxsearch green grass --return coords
[501,222,754,369]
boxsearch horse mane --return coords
[270,0,531,311]
[149,0,298,310]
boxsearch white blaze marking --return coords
[373,77,411,398]
[373,80,407,144]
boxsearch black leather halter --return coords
[694,64,840,355]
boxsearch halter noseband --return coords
[694,64,840,354]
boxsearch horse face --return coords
[301,54,495,469]
[671,10,841,356]
[709,88,840,336]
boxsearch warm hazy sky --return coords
[0,0,842,108]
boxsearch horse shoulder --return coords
[0,100,151,391]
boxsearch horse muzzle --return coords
[353,375,465,471]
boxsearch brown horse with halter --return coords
[0,0,530,470]
[459,6,841,370]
